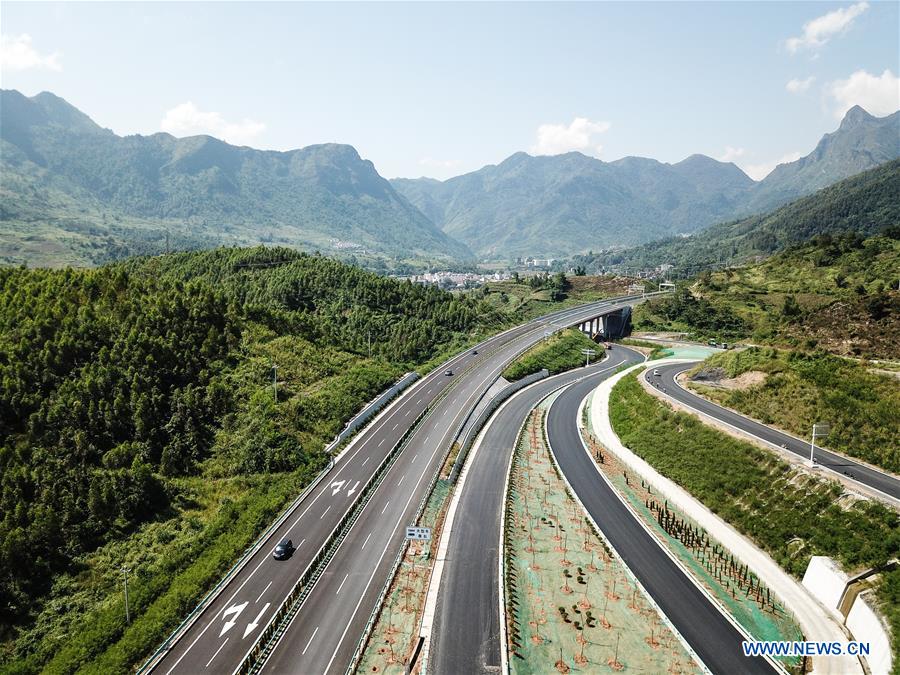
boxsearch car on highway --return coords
[471,349,478,355]
[273,538,294,560]
[444,369,453,376]
[653,369,660,376]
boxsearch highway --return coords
[146,294,647,674]
[427,347,643,674]
[546,372,776,674]
[257,300,644,674]
[650,363,900,502]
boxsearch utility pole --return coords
[809,423,830,467]
[121,565,131,624]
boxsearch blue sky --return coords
[2,2,898,180]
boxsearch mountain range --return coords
[569,159,900,274]
[0,90,470,266]
[392,106,900,259]
[1,89,898,267]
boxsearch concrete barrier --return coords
[846,590,892,675]
[802,556,849,622]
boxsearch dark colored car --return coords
[273,538,294,560]
[471,349,478,355]
[444,369,453,376]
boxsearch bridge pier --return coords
[576,307,632,342]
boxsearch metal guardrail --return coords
[449,369,550,483]
[139,293,653,674]
[247,338,509,674]
[240,407,430,674]
[137,371,421,674]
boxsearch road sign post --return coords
[581,348,597,368]
[405,526,431,541]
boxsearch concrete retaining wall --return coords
[847,590,893,675]
[802,556,849,622]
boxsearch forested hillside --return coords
[0,247,500,671]
[0,90,470,267]
[633,230,900,358]
[394,108,899,259]
[574,159,900,275]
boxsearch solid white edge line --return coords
[161,299,638,673]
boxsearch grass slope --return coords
[610,371,900,671]
[609,372,899,577]
[634,232,900,358]
[688,348,900,474]
[502,329,603,381]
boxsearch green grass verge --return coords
[617,338,670,360]
[502,329,604,381]
[609,372,899,579]
[689,347,900,474]
[875,568,900,675]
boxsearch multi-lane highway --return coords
[146,294,649,674]
[256,299,648,674]
[649,363,900,502]
[427,347,643,674]
[546,372,776,674]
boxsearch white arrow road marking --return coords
[219,601,248,637]
[347,480,360,496]
[330,480,346,496]
[243,603,270,638]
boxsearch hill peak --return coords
[839,104,876,130]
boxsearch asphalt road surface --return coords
[650,363,900,502]
[546,371,776,675]
[427,347,643,675]
[257,300,642,674]
[149,294,645,674]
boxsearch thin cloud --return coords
[160,102,266,146]
[827,69,900,118]
[531,117,611,156]
[786,2,869,53]
[0,34,62,72]
[786,76,815,93]
[717,146,745,163]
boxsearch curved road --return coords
[546,371,775,674]
[244,296,649,674]
[147,294,647,674]
[428,347,644,674]
[650,363,900,503]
